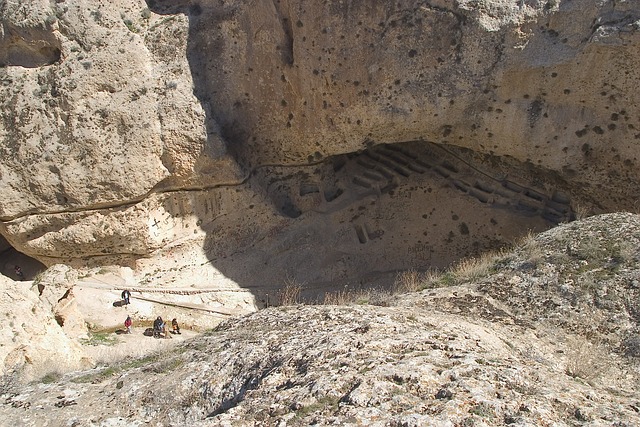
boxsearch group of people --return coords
[119,289,181,338]
[123,314,181,338]
[152,316,181,339]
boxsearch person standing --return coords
[124,315,132,334]
[121,289,131,305]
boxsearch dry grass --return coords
[323,287,392,306]
[392,269,422,294]
[514,229,537,248]
[523,241,545,266]
[419,269,444,289]
[278,277,303,306]
[322,289,352,305]
[564,337,610,383]
[516,232,546,268]
[320,248,508,306]
[392,269,448,292]
[449,249,505,284]
[572,203,592,220]
[317,230,544,305]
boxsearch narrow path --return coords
[74,278,250,319]
[132,294,240,316]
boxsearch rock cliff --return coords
[1,1,640,309]
[1,1,640,423]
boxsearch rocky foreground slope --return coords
[1,212,639,426]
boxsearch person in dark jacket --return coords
[121,289,131,305]
[14,265,25,281]
[153,316,163,338]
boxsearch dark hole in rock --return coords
[0,234,47,281]
[0,26,62,68]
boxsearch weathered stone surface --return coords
[3,1,639,419]
[1,0,640,308]
[0,273,91,383]
[164,0,640,198]
[0,0,240,220]
[0,0,61,68]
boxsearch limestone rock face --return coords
[0,0,61,68]
[1,0,640,299]
[0,274,91,383]
[52,287,88,339]
[170,0,640,201]
[0,0,240,220]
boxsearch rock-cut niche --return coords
[230,140,575,296]
[0,23,61,67]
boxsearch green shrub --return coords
[80,331,117,346]
[41,371,62,384]
[123,19,138,33]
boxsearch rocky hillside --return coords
[1,212,639,426]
